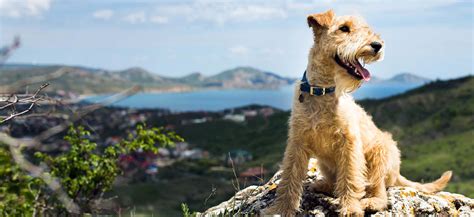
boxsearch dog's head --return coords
[307,10,384,92]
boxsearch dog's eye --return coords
[339,25,350,33]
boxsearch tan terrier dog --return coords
[266,9,452,216]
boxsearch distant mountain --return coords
[201,67,293,89]
[114,67,165,83]
[0,64,293,95]
[387,73,430,83]
[370,73,431,85]
[180,72,205,82]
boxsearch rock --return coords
[200,159,474,216]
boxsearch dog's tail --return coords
[395,171,452,193]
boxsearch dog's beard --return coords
[334,72,362,96]
[334,44,366,95]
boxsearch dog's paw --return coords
[361,197,387,211]
[338,199,364,217]
[338,207,364,217]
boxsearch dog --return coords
[265,9,452,216]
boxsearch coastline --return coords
[77,85,288,101]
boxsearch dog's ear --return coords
[307,9,334,28]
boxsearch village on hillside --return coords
[2,103,279,184]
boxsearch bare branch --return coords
[0,83,50,124]
[0,94,18,109]
[1,99,38,123]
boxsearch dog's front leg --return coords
[266,137,310,217]
[334,129,366,216]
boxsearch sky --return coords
[0,0,472,79]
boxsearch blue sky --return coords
[0,0,472,79]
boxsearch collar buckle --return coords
[310,87,326,96]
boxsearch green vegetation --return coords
[181,203,195,217]
[0,124,182,215]
[0,146,41,216]
[111,174,234,216]
[175,113,288,164]
[400,130,474,197]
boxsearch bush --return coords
[1,124,182,215]
[0,146,41,215]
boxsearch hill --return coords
[0,65,131,95]
[0,64,293,94]
[359,76,473,145]
[203,67,293,89]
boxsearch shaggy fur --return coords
[265,10,452,216]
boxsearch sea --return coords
[83,83,421,112]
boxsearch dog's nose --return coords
[370,42,382,53]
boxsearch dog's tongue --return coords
[354,60,371,81]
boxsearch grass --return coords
[400,130,474,186]
[446,180,474,198]
[111,174,235,216]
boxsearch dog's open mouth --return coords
[334,55,371,81]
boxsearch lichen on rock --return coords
[201,159,474,216]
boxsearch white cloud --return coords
[228,5,287,22]
[123,11,147,24]
[229,45,249,55]
[0,0,52,18]
[155,1,287,25]
[150,15,169,24]
[93,9,114,20]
